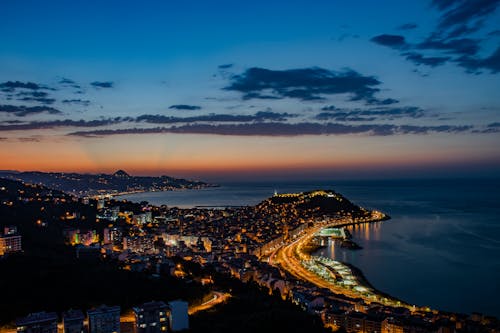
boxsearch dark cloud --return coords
[62,99,91,106]
[18,97,56,105]
[12,91,56,105]
[0,81,45,91]
[169,104,202,110]
[16,91,49,98]
[90,81,114,88]
[59,78,76,85]
[59,77,81,90]
[370,34,408,49]
[402,52,451,67]
[417,37,480,56]
[240,92,282,100]
[375,98,399,105]
[136,111,293,124]
[67,122,473,138]
[321,105,341,111]
[0,118,128,131]
[225,67,392,104]
[315,106,426,121]
[0,105,62,117]
[218,64,233,69]
[371,0,500,73]
[316,112,376,122]
[454,46,500,73]
[398,23,418,30]
[432,0,500,38]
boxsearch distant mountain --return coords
[0,170,217,197]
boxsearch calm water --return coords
[118,179,500,317]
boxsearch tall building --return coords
[133,301,169,333]
[63,309,84,333]
[0,233,22,256]
[168,300,189,332]
[16,312,57,333]
[87,305,121,333]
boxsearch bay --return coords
[117,178,500,317]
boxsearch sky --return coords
[0,0,499,181]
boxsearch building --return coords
[133,301,169,333]
[63,309,84,333]
[0,233,22,256]
[168,300,189,331]
[16,312,57,333]
[87,305,121,333]
[4,225,18,235]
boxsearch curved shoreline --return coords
[269,216,421,311]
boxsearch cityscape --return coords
[1,1,500,333]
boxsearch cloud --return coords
[90,81,114,88]
[59,78,76,85]
[455,45,500,73]
[371,34,408,49]
[17,97,56,105]
[0,118,128,131]
[370,0,500,73]
[58,77,81,90]
[16,91,49,98]
[13,91,56,105]
[315,106,426,121]
[417,37,480,56]
[432,0,500,38]
[321,105,341,111]
[402,52,451,67]
[0,81,55,93]
[136,111,294,124]
[67,122,473,138]
[62,99,91,106]
[169,104,202,110]
[225,67,394,104]
[0,105,62,117]
[398,23,418,30]
[0,81,43,91]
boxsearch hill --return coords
[0,170,216,197]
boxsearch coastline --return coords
[99,180,500,317]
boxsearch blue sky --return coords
[0,0,499,180]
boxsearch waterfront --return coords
[118,178,500,317]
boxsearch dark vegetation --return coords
[176,259,330,333]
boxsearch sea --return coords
[117,178,500,317]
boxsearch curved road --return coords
[269,218,417,310]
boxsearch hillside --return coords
[0,170,216,197]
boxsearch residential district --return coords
[0,178,499,333]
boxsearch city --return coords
[1,1,500,332]
[1,176,498,332]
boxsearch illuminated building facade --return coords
[0,233,22,256]
[133,301,169,333]
[87,305,121,333]
[63,309,85,333]
[16,312,57,333]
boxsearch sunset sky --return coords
[1,0,499,181]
